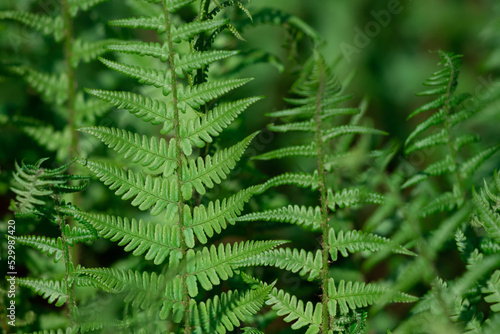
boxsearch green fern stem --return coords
[162,2,191,332]
[54,201,77,325]
[312,56,332,332]
[442,53,465,201]
[61,0,81,269]
[61,0,78,156]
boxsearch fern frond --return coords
[266,288,322,334]
[68,0,110,16]
[180,97,263,155]
[322,125,387,141]
[408,93,469,121]
[473,188,500,243]
[268,120,313,133]
[257,171,319,194]
[241,328,264,334]
[424,156,455,176]
[236,205,322,231]
[453,134,480,151]
[10,67,68,106]
[166,0,197,12]
[401,173,429,189]
[238,248,322,281]
[85,89,174,134]
[109,15,167,32]
[184,186,258,246]
[18,125,71,160]
[74,93,114,126]
[17,278,68,307]
[327,188,384,211]
[460,145,500,179]
[107,41,170,61]
[190,285,272,333]
[181,132,257,199]
[186,240,286,297]
[72,39,119,67]
[59,207,183,265]
[405,129,448,154]
[327,279,417,317]
[421,192,460,217]
[81,159,179,217]
[0,11,63,41]
[171,19,229,42]
[253,144,316,161]
[76,267,185,320]
[98,58,172,95]
[15,235,63,262]
[63,225,98,245]
[174,51,239,77]
[328,229,415,261]
[80,127,177,176]
[405,110,445,146]
[483,270,500,312]
[10,160,64,213]
[177,78,252,111]
[266,95,354,119]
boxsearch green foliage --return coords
[3,2,500,334]
[240,51,416,332]
[53,1,288,332]
[8,159,95,330]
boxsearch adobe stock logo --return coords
[340,0,411,63]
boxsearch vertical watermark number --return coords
[6,220,16,327]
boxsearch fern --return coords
[9,159,95,327]
[58,1,287,332]
[238,51,415,332]
[0,0,115,161]
[404,51,499,215]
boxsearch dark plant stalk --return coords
[312,57,331,332]
[61,0,78,157]
[60,0,83,276]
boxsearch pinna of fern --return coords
[0,0,118,161]
[8,158,102,332]
[236,51,417,333]
[59,0,287,332]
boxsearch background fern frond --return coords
[328,229,415,261]
[15,235,64,262]
[327,279,418,317]
[17,278,68,307]
[236,205,322,231]
[0,11,63,41]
